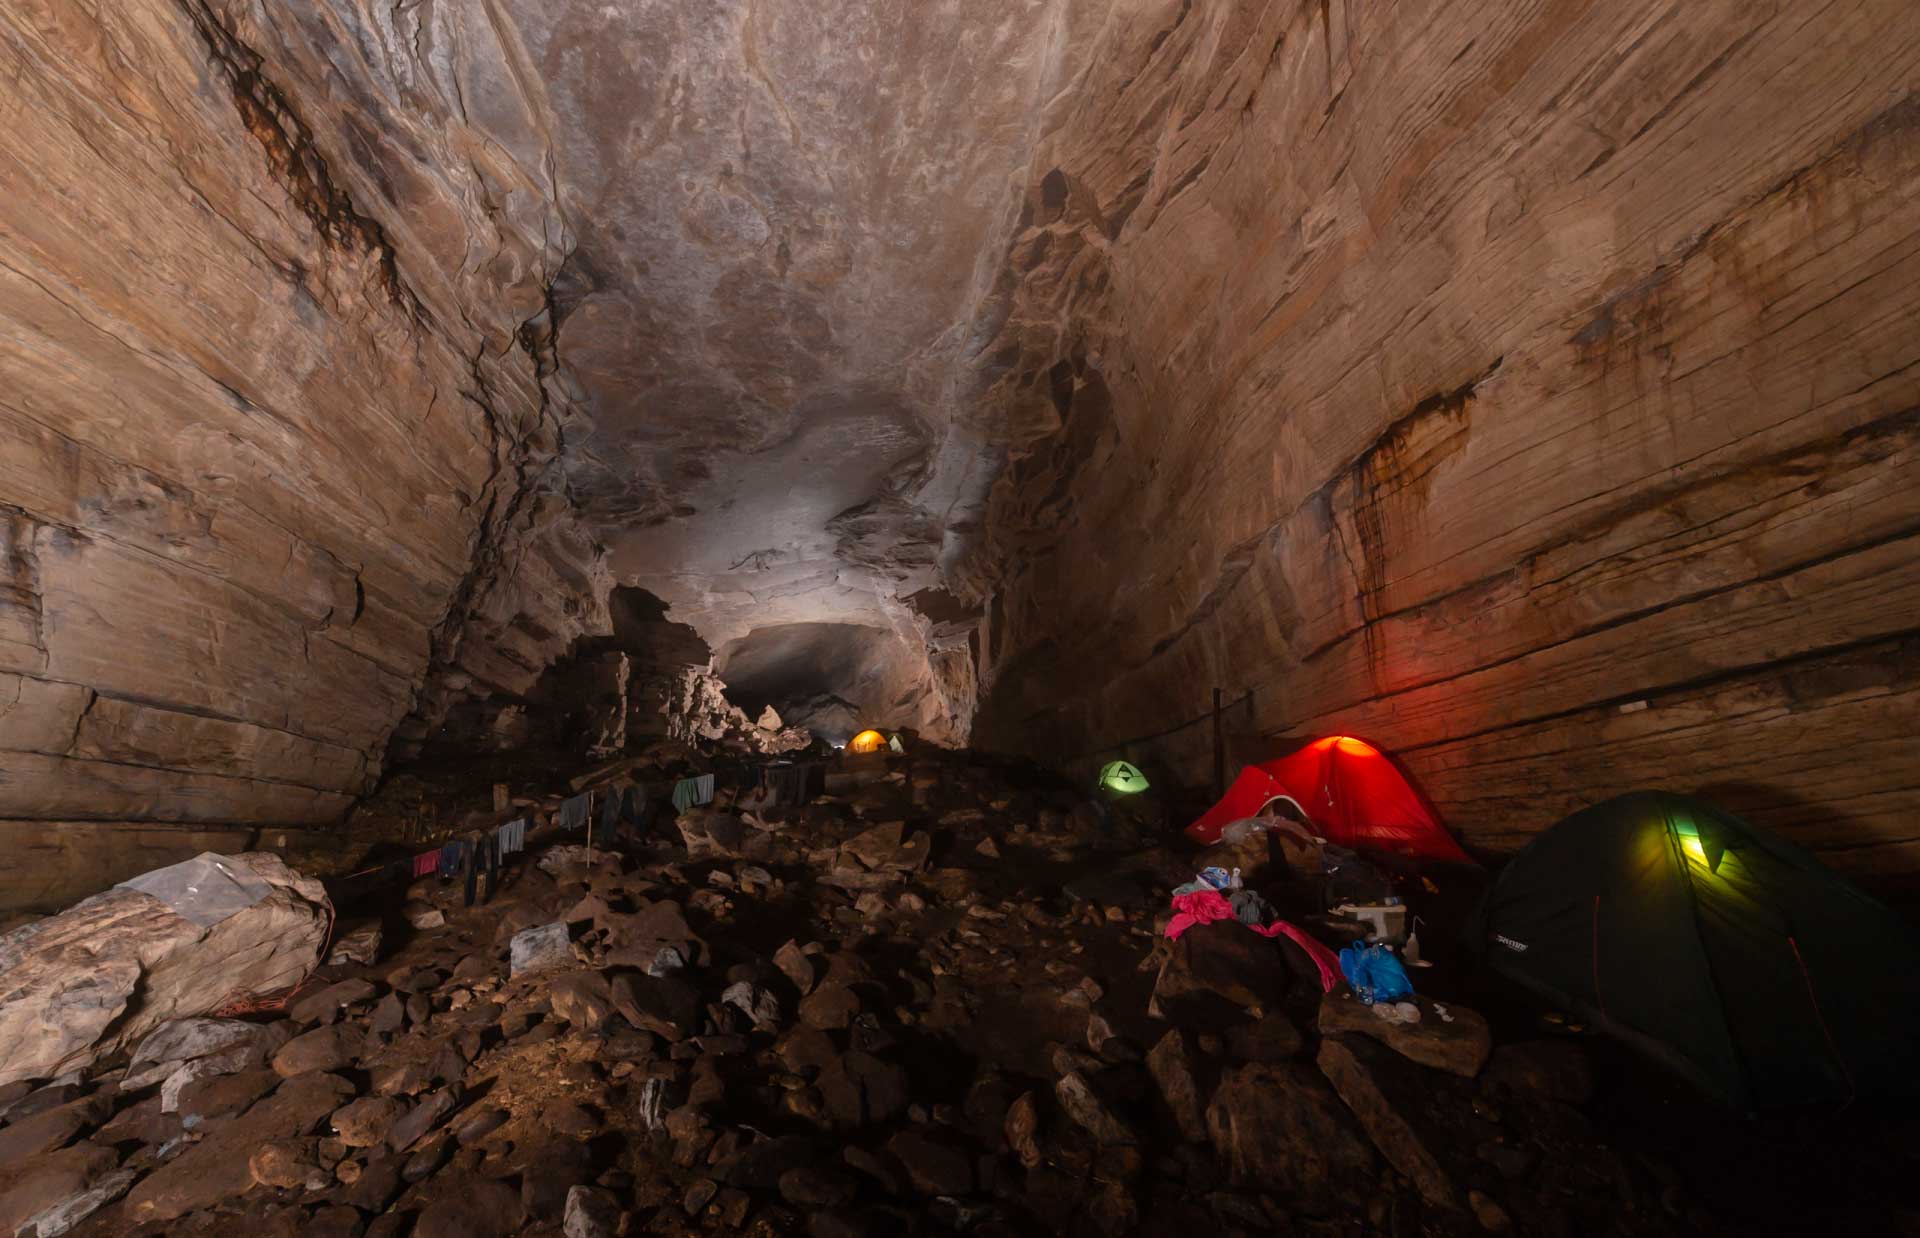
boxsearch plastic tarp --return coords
[116,852,275,929]
[1186,736,1473,865]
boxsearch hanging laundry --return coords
[621,785,649,828]
[436,838,468,879]
[559,792,592,831]
[412,850,439,878]
[600,786,622,833]
[497,817,526,856]
[763,762,810,807]
[672,774,716,813]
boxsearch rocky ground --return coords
[0,745,1907,1237]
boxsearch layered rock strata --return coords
[969,0,1920,874]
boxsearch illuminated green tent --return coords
[1475,791,1920,1110]
[1097,760,1149,794]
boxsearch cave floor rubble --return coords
[3,745,1906,1237]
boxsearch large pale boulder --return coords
[0,853,328,1087]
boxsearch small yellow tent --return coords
[848,729,887,754]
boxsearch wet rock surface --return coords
[0,744,1890,1236]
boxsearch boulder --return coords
[611,974,702,1041]
[174,1068,279,1121]
[1317,993,1492,1078]
[816,1052,909,1128]
[509,923,573,976]
[1145,1029,1211,1142]
[1204,1063,1373,1214]
[0,1094,108,1167]
[601,901,708,971]
[1003,1092,1042,1169]
[549,972,615,1029]
[564,1185,624,1238]
[123,1017,273,1089]
[1317,1036,1457,1209]
[11,1163,136,1237]
[124,1071,355,1222]
[248,1137,329,1190]
[1481,1040,1594,1104]
[387,1087,459,1151]
[773,940,819,995]
[273,1025,362,1077]
[331,1096,409,1147]
[0,853,328,1087]
[0,1143,121,1236]
[798,982,861,1031]
[720,981,781,1030]
[1149,921,1290,1028]
[1224,1014,1303,1062]
[290,978,378,1026]
[327,920,383,966]
[886,1129,974,1195]
[415,1175,526,1238]
[1053,1071,1136,1145]
[676,808,751,860]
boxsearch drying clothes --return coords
[600,786,622,833]
[412,850,439,878]
[462,838,479,907]
[559,792,592,831]
[436,839,468,879]
[622,785,649,828]
[497,817,526,856]
[672,774,716,813]
[1228,888,1276,927]
[1252,920,1344,993]
[1165,888,1238,939]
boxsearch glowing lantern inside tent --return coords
[1098,760,1150,794]
[848,729,887,754]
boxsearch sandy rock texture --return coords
[967,0,1920,874]
[0,0,600,898]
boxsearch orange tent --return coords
[847,729,887,754]
[1186,736,1473,865]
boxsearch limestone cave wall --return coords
[969,0,1920,876]
[0,0,606,863]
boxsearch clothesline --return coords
[336,755,827,909]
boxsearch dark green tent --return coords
[1474,791,1920,1110]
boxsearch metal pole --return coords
[1212,687,1226,799]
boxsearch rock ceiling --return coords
[532,0,1078,737]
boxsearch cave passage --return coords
[0,1,1917,1234]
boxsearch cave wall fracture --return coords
[0,0,606,900]
[970,0,1920,877]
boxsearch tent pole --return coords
[1211,687,1225,800]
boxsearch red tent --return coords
[1186,736,1474,865]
